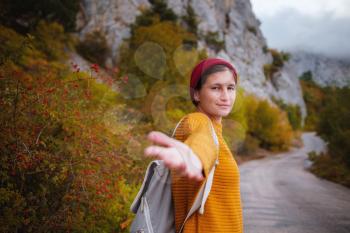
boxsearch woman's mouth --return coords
[217,104,230,108]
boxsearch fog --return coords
[251,0,350,59]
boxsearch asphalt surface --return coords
[240,132,350,233]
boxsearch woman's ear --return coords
[194,91,200,102]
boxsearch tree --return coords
[0,0,80,33]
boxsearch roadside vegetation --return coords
[300,71,350,188]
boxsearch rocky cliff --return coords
[76,0,350,122]
[283,51,350,87]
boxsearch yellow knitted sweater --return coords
[171,112,243,233]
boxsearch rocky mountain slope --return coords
[283,51,350,87]
[76,0,350,122]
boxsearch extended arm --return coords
[144,131,204,181]
[144,113,218,182]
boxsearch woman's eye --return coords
[211,87,219,90]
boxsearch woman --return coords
[144,58,243,233]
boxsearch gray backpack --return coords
[130,116,219,233]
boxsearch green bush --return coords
[263,49,290,80]
[182,4,198,35]
[262,45,268,54]
[247,25,257,35]
[270,49,290,66]
[301,77,350,186]
[317,87,350,167]
[132,0,178,31]
[287,104,302,130]
[272,97,302,130]
[299,72,326,130]
[149,0,178,22]
[202,31,225,52]
[299,70,314,83]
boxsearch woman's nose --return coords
[220,89,229,100]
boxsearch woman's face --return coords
[194,70,236,122]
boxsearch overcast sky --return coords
[250,0,350,59]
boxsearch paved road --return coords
[240,132,350,233]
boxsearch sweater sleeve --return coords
[175,112,218,179]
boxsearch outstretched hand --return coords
[144,131,204,182]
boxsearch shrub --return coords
[299,71,326,130]
[269,49,290,66]
[286,104,302,130]
[262,45,268,54]
[239,134,260,155]
[33,21,71,60]
[202,31,225,52]
[272,97,302,130]
[263,63,278,80]
[118,19,205,115]
[299,70,314,83]
[263,49,290,80]
[1,21,72,64]
[247,25,257,35]
[0,0,80,32]
[301,78,350,185]
[76,30,109,67]
[308,152,350,188]
[182,4,198,35]
[133,10,158,28]
[243,95,293,151]
[0,25,31,65]
[317,87,350,167]
[132,0,178,31]
[221,87,249,154]
[149,0,178,22]
[0,24,144,232]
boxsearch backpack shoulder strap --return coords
[171,115,187,137]
[130,160,160,213]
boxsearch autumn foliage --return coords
[301,71,350,187]
[237,94,293,153]
[0,23,141,232]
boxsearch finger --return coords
[144,146,180,164]
[145,146,188,173]
[162,148,188,171]
[165,158,186,172]
[147,131,174,148]
[187,171,204,182]
[177,163,188,177]
[193,174,204,182]
[178,167,203,182]
[176,151,204,181]
[147,131,192,152]
[144,145,167,159]
[144,145,203,182]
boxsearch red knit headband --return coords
[189,58,238,103]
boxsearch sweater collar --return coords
[194,110,223,135]
[208,116,223,135]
